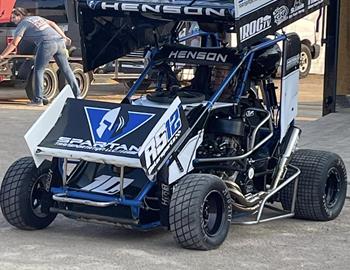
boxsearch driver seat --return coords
[187,65,213,99]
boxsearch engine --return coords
[196,133,254,192]
[197,134,241,159]
[195,104,270,197]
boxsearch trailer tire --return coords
[25,65,59,102]
[58,63,90,99]
[280,149,347,221]
[299,44,312,79]
[169,174,232,250]
[0,157,57,230]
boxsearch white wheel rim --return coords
[300,51,309,73]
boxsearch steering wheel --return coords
[146,90,205,104]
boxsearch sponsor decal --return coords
[286,54,300,71]
[143,108,182,174]
[54,106,155,155]
[55,136,140,155]
[222,188,233,222]
[308,0,324,10]
[273,6,289,26]
[235,0,276,18]
[161,183,171,206]
[245,110,255,118]
[289,0,305,19]
[168,50,228,63]
[239,15,272,42]
[82,175,134,195]
[100,2,226,17]
[85,106,154,144]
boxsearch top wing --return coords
[78,0,327,70]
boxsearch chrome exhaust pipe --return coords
[272,127,301,190]
[223,127,301,212]
[231,201,260,212]
[225,181,266,209]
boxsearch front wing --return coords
[25,87,189,175]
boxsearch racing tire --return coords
[25,64,59,102]
[280,149,347,221]
[169,174,232,250]
[0,157,57,230]
[299,44,312,79]
[58,63,90,99]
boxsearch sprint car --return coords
[0,0,347,250]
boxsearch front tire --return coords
[169,174,232,250]
[0,157,57,230]
[280,149,347,221]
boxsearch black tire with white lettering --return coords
[0,157,57,230]
[169,174,232,250]
[280,150,347,221]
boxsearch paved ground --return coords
[0,76,349,270]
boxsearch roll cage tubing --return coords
[52,35,287,221]
[123,34,287,110]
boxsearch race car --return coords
[0,0,347,250]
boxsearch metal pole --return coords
[323,0,341,115]
[120,166,124,198]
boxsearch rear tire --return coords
[169,174,232,250]
[0,157,57,230]
[280,149,347,221]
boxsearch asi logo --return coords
[85,106,154,144]
[273,6,289,26]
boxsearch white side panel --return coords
[138,97,181,154]
[168,132,203,185]
[234,0,277,18]
[280,70,299,142]
[24,86,75,167]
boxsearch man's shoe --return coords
[27,101,44,107]
[42,96,49,105]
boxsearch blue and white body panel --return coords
[24,87,189,177]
